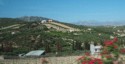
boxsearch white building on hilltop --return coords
[41,20,47,24]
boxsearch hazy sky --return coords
[0,0,125,22]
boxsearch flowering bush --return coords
[102,37,119,56]
[77,37,122,64]
[103,54,113,60]
[101,54,114,64]
[77,52,103,64]
[77,56,103,64]
[101,37,120,64]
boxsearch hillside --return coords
[16,16,81,32]
[43,21,80,32]
[0,17,125,56]
[0,17,83,55]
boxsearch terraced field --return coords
[44,21,80,32]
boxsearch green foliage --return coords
[0,18,125,56]
[0,18,26,27]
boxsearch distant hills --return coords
[1,16,125,26]
[18,16,125,26]
[73,21,125,26]
[17,16,57,22]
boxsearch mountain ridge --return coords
[1,16,125,26]
[16,16,59,22]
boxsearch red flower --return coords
[77,56,103,64]
[88,58,103,64]
[89,60,95,64]
[82,61,87,64]
[104,40,113,46]
[104,37,118,46]
[94,59,103,64]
